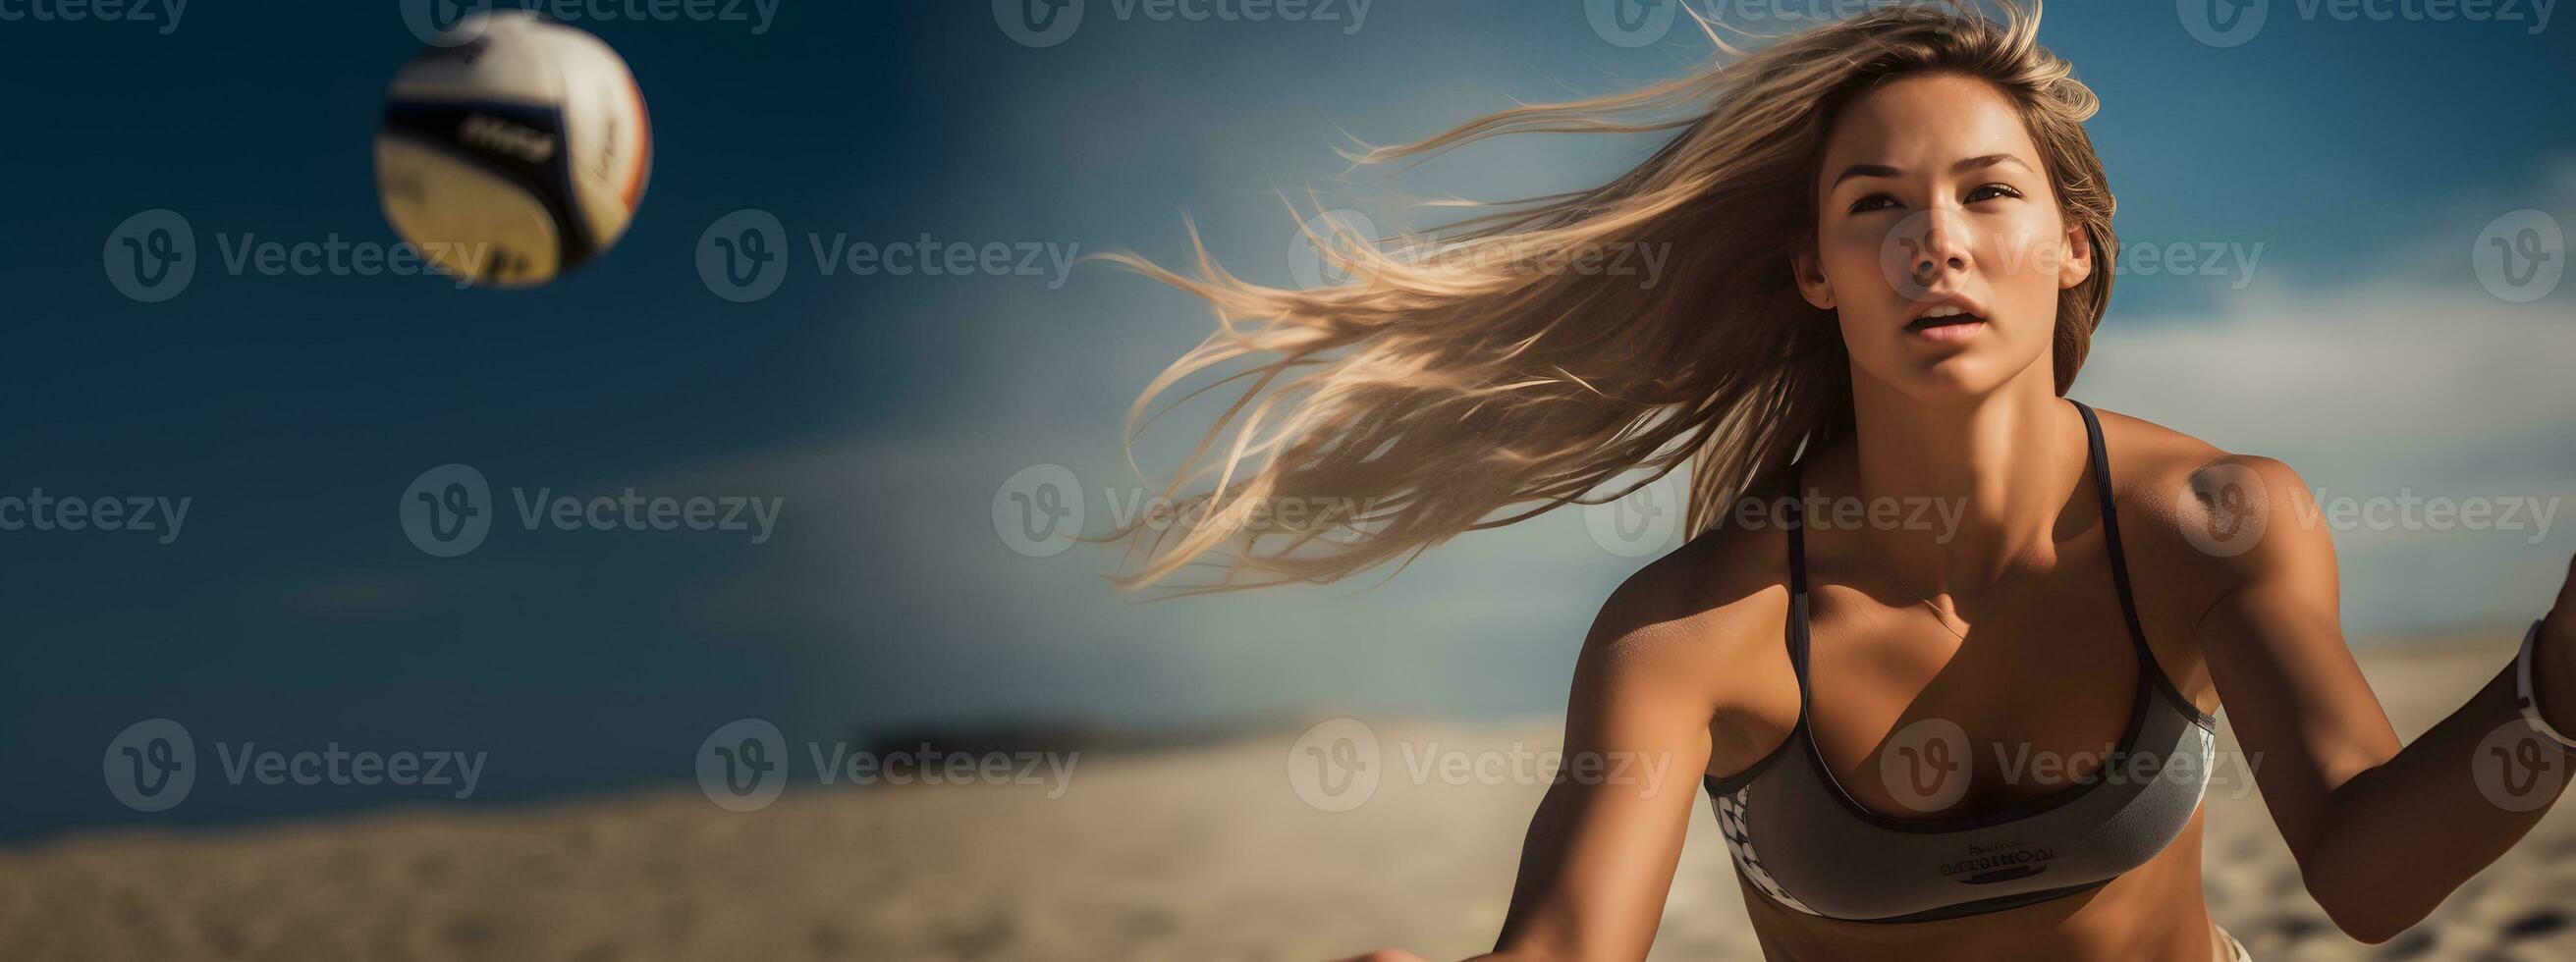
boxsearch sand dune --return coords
[9,634,2576,960]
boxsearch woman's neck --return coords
[1841,368,2081,600]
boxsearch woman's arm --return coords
[2182,454,2576,944]
[1469,565,1747,962]
[1343,537,1776,962]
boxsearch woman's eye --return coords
[1967,183,2025,202]
[1849,193,1899,213]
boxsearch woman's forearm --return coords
[2303,628,2576,942]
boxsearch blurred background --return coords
[2,1,2572,959]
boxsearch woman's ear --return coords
[1792,239,1836,310]
[2056,222,2096,291]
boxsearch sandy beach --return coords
[9,631,2576,961]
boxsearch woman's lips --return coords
[1905,314,1986,343]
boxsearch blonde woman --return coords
[1100,3,2576,959]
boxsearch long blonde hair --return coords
[1096,0,2116,595]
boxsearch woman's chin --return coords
[1873,352,2015,401]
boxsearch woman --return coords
[1100,3,2576,959]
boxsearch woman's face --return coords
[1795,73,2092,401]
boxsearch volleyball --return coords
[375,11,651,289]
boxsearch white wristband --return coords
[2513,618,2576,754]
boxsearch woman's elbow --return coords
[2307,876,2427,945]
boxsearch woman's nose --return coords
[1879,207,1974,299]
[1910,209,1972,282]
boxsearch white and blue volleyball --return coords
[375,11,652,288]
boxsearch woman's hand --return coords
[1328,951,1431,962]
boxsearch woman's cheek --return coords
[1828,243,1893,308]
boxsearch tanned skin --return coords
[1341,74,2576,961]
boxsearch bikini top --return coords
[1702,399,2220,925]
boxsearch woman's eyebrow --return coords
[1831,153,2032,187]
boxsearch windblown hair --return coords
[1097,0,2115,594]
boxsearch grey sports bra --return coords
[1703,399,2220,925]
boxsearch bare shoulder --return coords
[1579,501,1798,726]
[1591,509,1788,655]
[2085,405,2332,615]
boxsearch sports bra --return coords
[1702,399,2220,925]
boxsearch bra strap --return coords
[1785,463,1809,596]
[1783,462,1814,690]
[2071,400,2157,663]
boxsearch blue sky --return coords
[1,1,2570,840]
